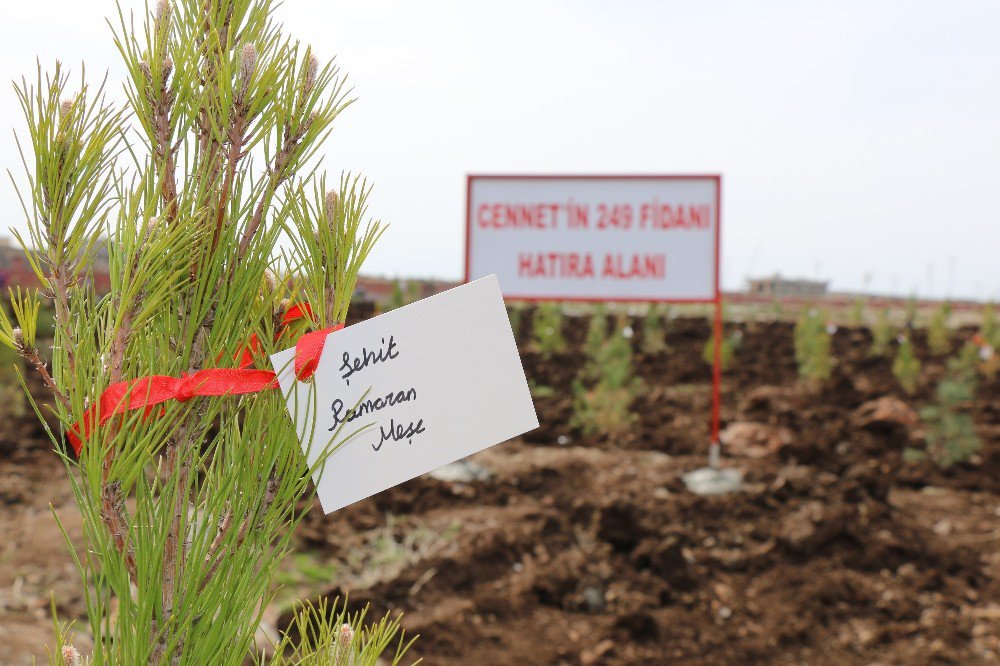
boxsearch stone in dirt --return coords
[779,500,853,551]
[737,385,805,416]
[852,397,921,435]
[426,459,493,484]
[580,639,615,665]
[720,421,793,458]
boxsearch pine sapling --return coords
[0,344,26,419]
[952,341,982,379]
[2,1,414,662]
[904,295,918,329]
[892,334,921,395]
[869,308,893,357]
[387,279,422,311]
[701,304,737,371]
[406,280,423,304]
[849,297,865,328]
[794,307,833,386]
[927,301,952,355]
[0,295,35,418]
[911,344,981,466]
[640,304,668,354]
[976,341,1000,380]
[572,315,640,436]
[982,301,999,347]
[531,302,567,358]
[975,302,1000,379]
[268,597,416,665]
[701,331,738,371]
[770,297,783,320]
[582,307,608,370]
[388,280,406,310]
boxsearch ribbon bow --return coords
[67,304,341,455]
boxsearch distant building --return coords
[0,235,457,303]
[0,236,112,293]
[747,273,828,298]
[0,237,40,290]
[353,275,460,303]
[353,275,396,302]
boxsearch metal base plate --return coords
[682,466,744,496]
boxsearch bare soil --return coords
[2,311,999,664]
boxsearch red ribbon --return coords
[67,304,342,455]
[231,303,314,369]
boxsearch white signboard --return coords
[271,276,538,513]
[466,175,720,302]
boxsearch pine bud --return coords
[256,474,282,528]
[338,622,354,649]
[303,54,319,94]
[239,43,257,91]
[139,60,152,82]
[162,57,173,80]
[275,298,290,323]
[304,110,320,135]
[60,99,74,118]
[11,327,24,349]
[325,190,338,224]
[264,475,280,504]
[143,216,161,247]
[155,0,171,30]
[264,269,277,293]
[61,645,82,666]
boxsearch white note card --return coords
[271,275,538,513]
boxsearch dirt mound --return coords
[287,315,1000,664]
[3,312,999,664]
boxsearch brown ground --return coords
[2,311,999,664]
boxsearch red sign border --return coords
[464,174,722,303]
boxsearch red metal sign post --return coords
[710,289,723,467]
[709,179,723,467]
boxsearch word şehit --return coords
[339,335,399,385]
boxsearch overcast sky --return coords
[1,1,997,299]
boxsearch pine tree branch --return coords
[139,49,178,222]
[201,504,233,569]
[107,303,136,385]
[211,109,248,253]
[15,338,71,411]
[100,481,138,585]
[235,135,299,262]
[151,417,201,666]
[199,474,279,594]
[47,264,78,377]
